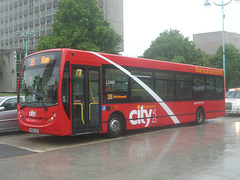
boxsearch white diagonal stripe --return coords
[90,52,180,124]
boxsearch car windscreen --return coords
[0,97,5,104]
[226,91,240,98]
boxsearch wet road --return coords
[0,116,240,180]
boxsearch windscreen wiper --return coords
[19,101,30,110]
[20,104,27,110]
[31,91,48,111]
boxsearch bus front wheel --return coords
[107,114,123,138]
[196,108,205,125]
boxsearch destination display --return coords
[26,54,57,67]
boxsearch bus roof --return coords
[27,48,224,76]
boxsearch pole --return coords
[205,0,234,91]
[222,0,226,91]
[25,34,28,56]
[16,31,36,57]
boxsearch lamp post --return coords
[16,31,36,57]
[204,0,239,90]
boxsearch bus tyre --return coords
[108,114,123,138]
[196,108,205,125]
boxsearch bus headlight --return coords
[47,113,57,123]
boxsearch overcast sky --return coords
[122,0,240,57]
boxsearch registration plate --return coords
[29,128,39,133]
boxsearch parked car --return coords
[0,96,19,132]
[225,88,240,114]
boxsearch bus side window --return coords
[104,67,129,103]
[175,73,192,100]
[62,61,70,119]
[215,77,224,100]
[155,79,175,101]
[193,76,205,100]
[131,78,154,101]
[206,76,215,100]
[105,68,128,92]
[130,70,154,102]
[176,81,192,100]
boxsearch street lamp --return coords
[204,0,239,90]
[16,31,37,57]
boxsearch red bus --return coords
[17,48,225,137]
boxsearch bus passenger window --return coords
[131,78,154,101]
[215,77,224,100]
[206,77,215,93]
[105,68,128,92]
[193,76,205,100]
[156,80,174,101]
[206,76,215,100]
[104,67,129,103]
[176,81,192,100]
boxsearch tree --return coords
[0,58,5,80]
[209,44,240,89]
[143,29,207,66]
[37,0,122,54]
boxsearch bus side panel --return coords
[203,100,226,119]
[101,102,190,131]
[101,100,225,132]
[101,121,108,134]
[168,100,225,122]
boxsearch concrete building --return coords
[0,50,26,92]
[0,0,123,51]
[193,31,240,55]
[0,0,123,92]
[98,0,124,51]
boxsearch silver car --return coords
[0,96,19,132]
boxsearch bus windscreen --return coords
[18,52,62,108]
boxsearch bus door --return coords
[71,65,101,134]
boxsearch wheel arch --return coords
[196,106,205,114]
[108,110,126,131]
[195,106,205,124]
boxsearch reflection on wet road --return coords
[0,116,240,179]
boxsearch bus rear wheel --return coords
[107,114,123,138]
[196,108,205,125]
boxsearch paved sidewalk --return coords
[0,116,240,179]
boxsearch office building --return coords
[193,31,240,55]
[0,0,123,92]
[0,0,123,51]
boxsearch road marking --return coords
[0,141,43,153]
